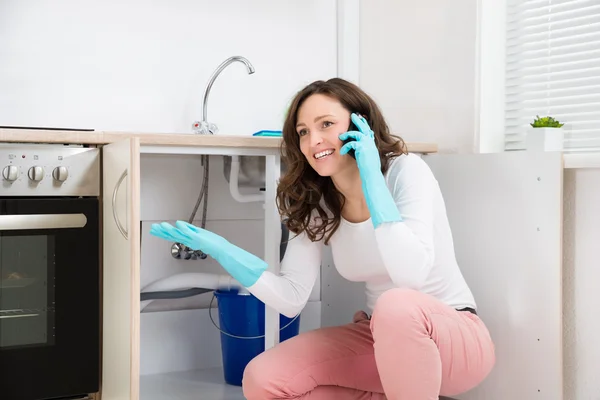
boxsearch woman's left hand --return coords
[339,113,381,176]
[339,113,402,228]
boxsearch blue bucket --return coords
[211,290,301,386]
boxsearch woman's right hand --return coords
[150,221,268,287]
[150,221,228,256]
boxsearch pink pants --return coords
[242,288,495,400]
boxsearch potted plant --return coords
[525,115,565,152]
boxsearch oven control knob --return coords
[28,166,45,182]
[52,166,69,182]
[2,165,19,182]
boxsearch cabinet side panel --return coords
[129,138,141,400]
[424,152,563,400]
[102,139,135,400]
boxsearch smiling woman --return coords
[150,77,496,399]
[276,78,407,243]
[241,77,495,399]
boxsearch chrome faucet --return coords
[192,56,256,134]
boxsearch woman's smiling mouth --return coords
[314,149,334,160]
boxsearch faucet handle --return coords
[192,120,219,135]
[206,122,218,135]
[192,121,203,134]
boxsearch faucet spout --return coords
[195,56,255,135]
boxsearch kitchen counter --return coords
[0,128,438,153]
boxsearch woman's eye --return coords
[297,129,307,136]
[323,121,333,128]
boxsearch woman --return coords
[150,78,495,399]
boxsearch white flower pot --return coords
[525,127,564,152]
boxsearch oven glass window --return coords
[0,234,55,349]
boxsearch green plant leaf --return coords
[530,115,564,128]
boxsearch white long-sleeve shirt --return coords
[247,153,476,318]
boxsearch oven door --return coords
[0,198,99,400]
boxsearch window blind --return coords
[504,0,600,152]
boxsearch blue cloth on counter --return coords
[252,130,282,137]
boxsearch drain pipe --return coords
[140,272,242,312]
[229,155,265,203]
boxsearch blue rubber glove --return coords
[339,113,402,228]
[150,221,267,287]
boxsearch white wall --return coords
[0,0,336,134]
[359,0,478,154]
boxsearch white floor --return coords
[140,367,245,400]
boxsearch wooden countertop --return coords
[0,128,438,153]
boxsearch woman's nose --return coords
[309,131,323,147]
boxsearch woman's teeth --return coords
[315,150,334,159]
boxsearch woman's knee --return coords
[243,325,367,399]
[242,335,307,400]
[242,350,276,400]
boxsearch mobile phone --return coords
[342,119,359,159]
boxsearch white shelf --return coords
[140,367,245,400]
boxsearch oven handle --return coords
[112,169,128,240]
[0,213,87,230]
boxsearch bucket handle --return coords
[208,293,300,340]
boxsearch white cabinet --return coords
[432,152,563,400]
[100,138,283,400]
[101,147,565,400]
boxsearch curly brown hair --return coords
[276,78,407,244]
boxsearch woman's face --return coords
[296,94,356,177]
